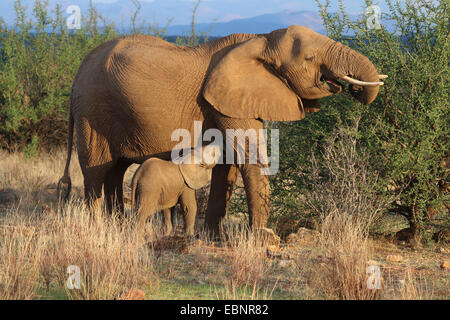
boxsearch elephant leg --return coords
[104,162,129,216]
[133,186,159,230]
[204,164,239,236]
[76,118,114,213]
[171,206,177,231]
[239,164,270,229]
[180,189,197,237]
[137,205,157,229]
[84,179,103,212]
[163,208,173,236]
[82,165,113,213]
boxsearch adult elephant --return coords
[59,26,385,235]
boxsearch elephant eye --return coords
[305,54,314,61]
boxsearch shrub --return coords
[0,0,118,151]
[271,0,449,245]
[0,0,176,151]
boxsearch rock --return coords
[118,289,146,300]
[386,255,403,263]
[371,213,409,236]
[436,247,449,254]
[0,189,19,206]
[441,261,450,269]
[297,227,319,241]
[257,227,280,246]
[286,227,319,246]
[267,245,279,252]
[266,245,281,258]
[286,233,300,245]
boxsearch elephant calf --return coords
[131,147,217,236]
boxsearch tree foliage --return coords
[270,0,449,243]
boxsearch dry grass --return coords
[0,149,83,193]
[304,212,382,300]
[389,268,431,300]
[0,213,45,299]
[0,150,156,299]
[221,223,272,299]
[299,125,439,300]
[300,127,384,299]
[0,149,447,300]
[0,199,156,300]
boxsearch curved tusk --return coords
[342,75,384,87]
[378,74,388,79]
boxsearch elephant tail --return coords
[57,108,74,202]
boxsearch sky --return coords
[0,0,392,26]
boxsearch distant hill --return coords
[165,10,396,37]
[166,10,329,36]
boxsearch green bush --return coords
[0,0,118,150]
[0,0,176,151]
[270,0,449,244]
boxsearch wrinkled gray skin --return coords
[131,149,215,236]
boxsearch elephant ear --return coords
[179,163,211,190]
[203,37,306,121]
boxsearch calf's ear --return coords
[179,163,211,190]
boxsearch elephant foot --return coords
[164,227,173,237]
[203,223,222,242]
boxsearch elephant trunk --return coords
[325,41,384,105]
